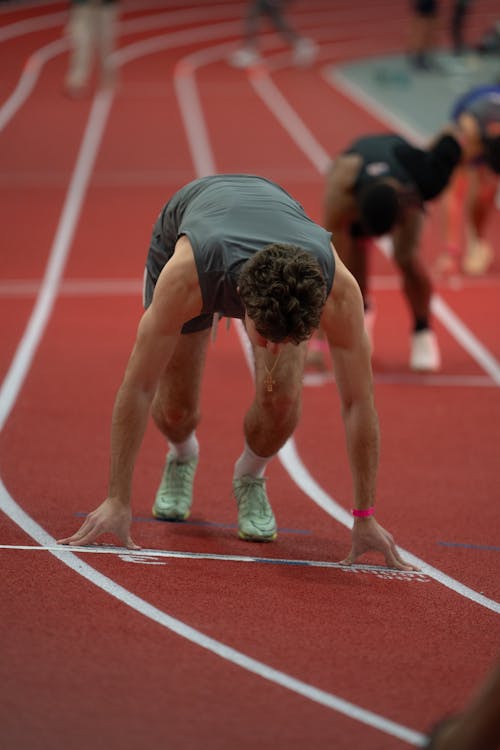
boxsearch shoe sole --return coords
[238,529,277,542]
[152,507,190,522]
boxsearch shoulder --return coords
[328,246,363,310]
[153,236,201,308]
[327,154,362,190]
[321,247,365,349]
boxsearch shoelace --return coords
[235,478,268,514]
[166,460,196,495]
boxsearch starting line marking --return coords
[0,543,429,580]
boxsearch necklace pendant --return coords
[265,374,274,393]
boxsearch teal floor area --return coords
[328,51,500,139]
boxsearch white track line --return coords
[0,543,429,579]
[2,273,499,297]
[0,87,113,432]
[0,13,428,746]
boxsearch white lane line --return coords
[304,372,495,387]
[0,11,67,43]
[0,6,244,132]
[431,295,500,383]
[0,279,143,297]
[0,543,429,579]
[0,38,69,133]
[249,67,331,174]
[0,87,113,433]
[2,274,499,297]
[174,59,217,176]
[0,16,427,745]
[0,4,244,44]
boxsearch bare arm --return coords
[323,155,360,235]
[58,237,203,548]
[320,250,378,510]
[321,248,416,570]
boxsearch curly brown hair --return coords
[238,244,326,344]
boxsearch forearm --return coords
[107,382,153,503]
[465,185,495,240]
[342,398,380,509]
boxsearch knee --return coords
[151,395,199,436]
[261,388,301,428]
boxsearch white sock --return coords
[169,433,199,462]
[233,441,273,479]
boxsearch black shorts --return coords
[412,0,438,16]
[143,237,213,335]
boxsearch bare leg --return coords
[393,213,440,370]
[65,4,95,94]
[150,329,211,521]
[96,3,119,87]
[392,212,431,326]
[396,251,433,324]
[151,328,211,443]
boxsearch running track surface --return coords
[1,2,499,749]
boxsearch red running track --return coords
[1,2,499,749]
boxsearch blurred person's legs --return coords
[230,0,317,68]
[96,2,119,87]
[230,0,265,67]
[451,0,472,55]
[408,0,440,71]
[65,3,94,96]
[392,222,441,371]
[65,1,118,96]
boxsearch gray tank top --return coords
[146,174,334,320]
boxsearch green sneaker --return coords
[152,454,198,521]
[233,476,277,542]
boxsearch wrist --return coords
[351,507,375,519]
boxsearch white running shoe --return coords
[229,47,262,69]
[152,454,198,521]
[410,330,441,372]
[292,37,318,67]
[233,476,277,542]
[462,239,494,276]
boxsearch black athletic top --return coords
[345,134,418,192]
[146,174,334,326]
[345,132,462,204]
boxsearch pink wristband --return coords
[351,507,375,518]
